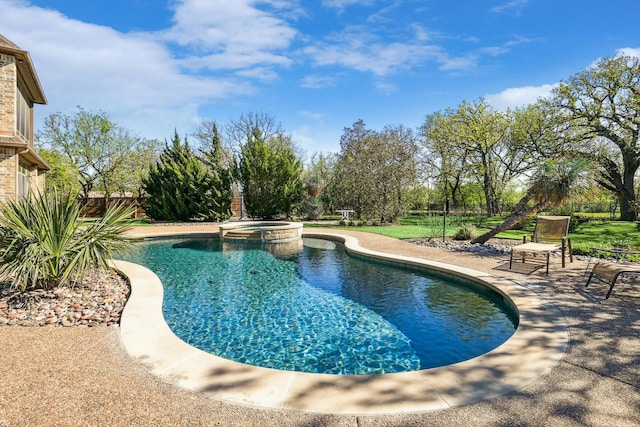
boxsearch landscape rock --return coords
[0,270,129,328]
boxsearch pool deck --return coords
[1,224,639,426]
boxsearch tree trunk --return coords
[618,190,637,221]
[618,164,637,221]
[471,197,550,244]
[598,152,638,221]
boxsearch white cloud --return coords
[300,75,337,88]
[299,110,324,120]
[587,47,640,69]
[165,0,299,72]
[373,80,396,94]
[322,0,374,10]
[0,0,298,140]
[235,66,280,82]
[615,47,640,59]
[491,0,529,14]
[481,37,540,57]
[485,84,557,110]
[302,22,509,76]
[304,27,449,76]
[489,46,639,112]
[436,54,478,71]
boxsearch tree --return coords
[199,123,233,220]
[471,158,590,244]
[545,55,640,221]
[113,138,163,197]
[226,112,286,156]
[236,129,303,218]
[330,120,418,222]
[377,124,419,221]
[300,152,336,219]
[36,147,81,194]
[142,131,227,221]
[192,119,234,167]
[0,190,135,291]
[37,107,143,205]
[454,99,514,216]
[329,120,378,219]
[421,100,567,216]
[421,108,471,211]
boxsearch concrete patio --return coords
[0,225,638,426]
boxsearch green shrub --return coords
[606,237,634,249]
[0,191,135,291]
[452,223,476,240]
[300,197,323,220]
[143,131,232,221]
[568,214,592,232]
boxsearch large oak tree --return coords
[546,55,640,221]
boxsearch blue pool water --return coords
[121,238,517,375]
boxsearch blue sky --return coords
[2,0,639,157]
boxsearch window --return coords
[16,85,31,141]
[18,163,29,197]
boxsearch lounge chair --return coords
[509,215,573,275]
[585,248,640,299]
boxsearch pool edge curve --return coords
[114,231,569,415]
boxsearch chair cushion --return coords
[512,242,561,253]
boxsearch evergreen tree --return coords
[142,131,224,221]
[200,123,233,220]
[237,128,303,218]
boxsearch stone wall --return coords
[0,146,16,199]
[0,54,16,135]
[0,52,48,202]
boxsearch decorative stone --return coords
[0,269,130,328]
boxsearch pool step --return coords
[223,229,262,240]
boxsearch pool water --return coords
[122,238,517,375]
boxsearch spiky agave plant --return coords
[0,190,136,291]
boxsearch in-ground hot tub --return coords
[219,221,303,243]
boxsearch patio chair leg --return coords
[568,239,573,263]
[546,253,550,275]
[509,250,513,269]
[585,271,594,288]
[606,283,615,299]
[605,275,622,299]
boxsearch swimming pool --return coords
[122,237,517,375]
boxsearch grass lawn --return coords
[305,215,640,254]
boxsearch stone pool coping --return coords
[116,230,568,415]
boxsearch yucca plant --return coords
[471,158,591,244]
[0,190,136,291]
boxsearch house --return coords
[0,34,49,202]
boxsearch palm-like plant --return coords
[471,158,591,244]
[0,190,135,291]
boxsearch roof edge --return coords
[0,35,47,105]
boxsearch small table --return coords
[335,209,354,222]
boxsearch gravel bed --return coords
[406,237,520,255]
[0,270,129,327]
[407,237,591,262]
